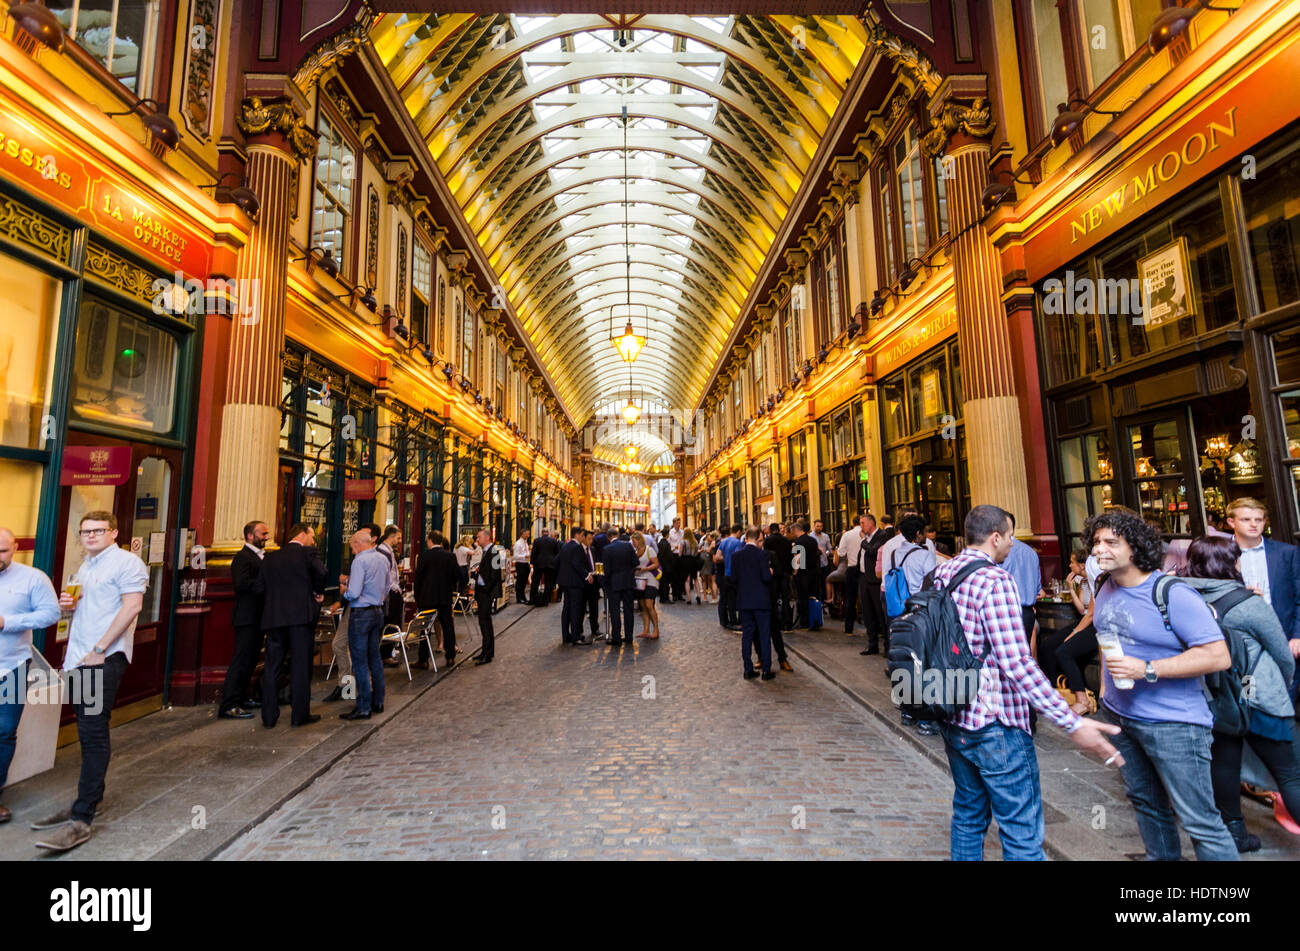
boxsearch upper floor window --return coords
[312,113,355,271]
[51,0,160,96]
[876,123,950,286]
[411,241,432,344]
[894,127,928,265]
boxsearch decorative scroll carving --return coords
[365,185,379,289]
[0,195,71,263]
[237,96,318,161]
[292,3,377,92]
[181,0,219,140]
[85,242,165,311]
[860,5,944,98]
[395,223,408,317]
[922,97,996,157]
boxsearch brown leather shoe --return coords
[0,804,10,824]
[780,659,793,672]
[34,819,92,852]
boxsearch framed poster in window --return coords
[756,460,772,497]
[1139,238,1195,329]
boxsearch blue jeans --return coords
[0,661,26,795]
[1100,707,1239,861]
[347,606,385,714]
[938,721,1045,861]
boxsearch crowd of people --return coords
[2,491,1298,860]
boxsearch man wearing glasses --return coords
[31,511,147,852]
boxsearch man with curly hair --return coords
[1088,510,1239,861]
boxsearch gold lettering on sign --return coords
[1069,107,1238,244]
[129,206,188,264]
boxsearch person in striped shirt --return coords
[932,505,1122,860]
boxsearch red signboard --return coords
[60,446,132,486]
[344,478,376,500]
[0,86,212,279]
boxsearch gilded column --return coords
[926,95,1032,528]
[212,96,317,546]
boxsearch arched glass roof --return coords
[373,13,868,426]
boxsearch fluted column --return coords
[212,97,317,546]
[941,123,1032,526]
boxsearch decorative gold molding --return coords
[85,242,162,309]
[237,96,317,161]
[0,195,71,264]
[860,6,944,98]
[292,3,377,91]
[923,97,996,157]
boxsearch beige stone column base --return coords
[212,402,283,548]
[963,395,1033,530]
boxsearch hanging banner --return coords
[344,478,375,501]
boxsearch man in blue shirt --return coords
[0,528,59,826]
[715,525,744,631]
[339,531,392,721]
[1002,517,1043,644]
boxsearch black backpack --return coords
[1111,574,1259,737]
[886,559,992,722]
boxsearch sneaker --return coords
[34,820,92,853]
[916,721,940,737]
[28,804,105,830]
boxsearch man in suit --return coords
[530,529,560,607]
[762,524,794,670]
[1228,498,1300,683]
[218,520,269,719]
[715,525,744,630]
[557,526,592,645]
[601,529,638,646]
[579,529,600,641]
[474,529,503,664]
[792,519,820,628]
[858,514,890,655]
[414,530,460,667]
[592,523,612,638]
[257,522,326,728]
[732,526,775,680]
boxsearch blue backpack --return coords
[883,546,921,618]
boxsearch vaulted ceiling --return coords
[372,12,868,428]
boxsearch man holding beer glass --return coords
[31,511,147,853]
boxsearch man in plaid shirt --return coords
[932,505,1121,860]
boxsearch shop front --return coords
[0,79,222,716]
[1027,105,1300,546]
[816,398,870,535]
[874,309,968,552]
[779,430,810,525]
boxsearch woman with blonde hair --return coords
[632,532,661,639]
[698,530,717,603]
[454,534,474,596]
[682,528,701,604]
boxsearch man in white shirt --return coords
[512,529,531,604]
[836,514,870,636]
[667,518,685,602]
[33,511,147,852]
[813,520,832,601]
[876,512,937,581]
[1227,498,1300,662]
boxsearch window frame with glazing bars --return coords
[311,105,360,279]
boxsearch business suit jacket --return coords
[592,533,609,563]
[230,546,264,627]
[732,544,773,611]
[557,539,591,589]
[793,534,819,578]
[413,545,460,609]
[1264,538,1300,638]
[475,543,503,594]
[531,535,559,571]
[860,530,890,580]
[258,542,326,629]
[602,539,638,593]
[763,533,793,577]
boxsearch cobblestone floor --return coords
[218,600,972,860]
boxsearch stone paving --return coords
[218,600,969,860]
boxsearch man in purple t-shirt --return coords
[1088,511,1238,861]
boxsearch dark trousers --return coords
[514,564,530,604]
[478,586,497,658]
[70,652,128,824]
[842,565,861,632]
[1211,729,1300,823]
[659,555,674,603]
[263,624,313,726]
[610,589,636,643]
[768,578,790,662]
[1021,605,1037,645]
[347,605,385,714]
[860,579,886,648]
[1054,624,1097,692]
[418,603,455,662]
[530,568,556,606]
[0,661,26,794]
[718,576,738,627]
[219,623,263,712]
[582,583,600,636]
[794,575,813,626]
[740,608,772,674]
[561,586,584,643]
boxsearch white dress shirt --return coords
[512,538,531,562]
[837,528,865,569]
[244,541,265,560]
[1238,539,1271,604]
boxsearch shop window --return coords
[881,378,907,444]
[1058,432,1115,547]
[788,431,806,479]
[0,459,43,565]
[49,0,160,96]
[132,456,170,625]
[311,113,355,270]
[908,350,950,433]
[1242,141,1300,314]
[0,253,61,450]
[1128,418,1191,535]
[70,300,178,435]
